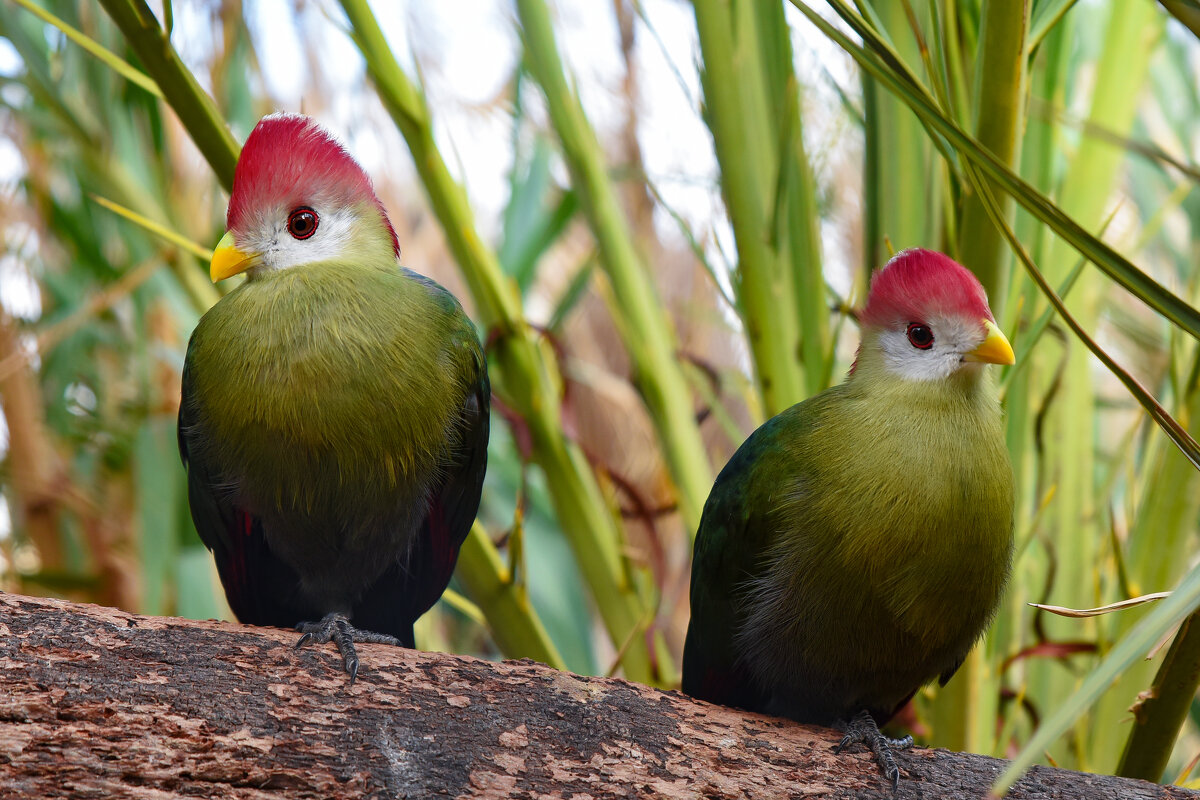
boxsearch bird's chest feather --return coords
[829,406,1013,641]
[186,267,470,524]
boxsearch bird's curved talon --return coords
[293,612,403,683]
[835,710,908,790]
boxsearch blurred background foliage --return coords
[2,0,1200,791]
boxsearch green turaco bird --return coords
[682,248,1015,787]
[179,114,488,682]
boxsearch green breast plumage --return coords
[184,261,479,525]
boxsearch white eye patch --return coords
[876,314,982,382]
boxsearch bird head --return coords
[209,113,400,282]
[854,249,1014,383]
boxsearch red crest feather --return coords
[860,248,992,327]
[227,114,400,257]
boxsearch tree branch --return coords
[0,592,1193,799]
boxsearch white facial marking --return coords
[237,201,362,275]
[877,313,985,381]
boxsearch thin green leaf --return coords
[9,0,163,97]
[1028,0,1080,52]
[966,157,1200,470]
[992,564,1200,795]
[89,194,213,261]
[795,0,1200,341]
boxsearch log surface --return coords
[0,592,1192,799]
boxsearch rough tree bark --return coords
[0,592,1193,800]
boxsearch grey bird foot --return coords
[294,612,403,685]
[834,709,913,791]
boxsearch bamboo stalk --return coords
[96,0,238,189]
[956,0,1030,310]
[514,0,712,537]
[9,0,162,97]
[456,523,567,670]
[691,0,805,417]
[337,0,657,683]
[755,0,831,397]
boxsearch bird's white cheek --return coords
[878,332,955,382]
[251,208,358,273]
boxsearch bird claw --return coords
[293,613,402,684]
[834,710,910,791]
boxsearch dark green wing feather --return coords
[682,413,793,712]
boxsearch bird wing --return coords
[681,415,791,713]
[352,336,490,638]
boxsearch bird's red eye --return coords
[287,207,319,240]
[906,323,934,350]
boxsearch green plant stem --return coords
[1118,609,1200,781]
[337,0,656,683]
[515,0,712,536]
[691,0,805,417]
[456,522,566,669]
[956,0,1029,310]
[96,0,238,189]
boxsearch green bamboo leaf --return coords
[793,0,1200,341]
[1158,0,1200,40]
[90,194,213,261]
[992,564,1200,795]
[967,158,1200,469]
[9,0,163,97]
[1028,0,1080,51]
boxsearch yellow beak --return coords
[963,318,1015,365]
[209,231,258,282]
